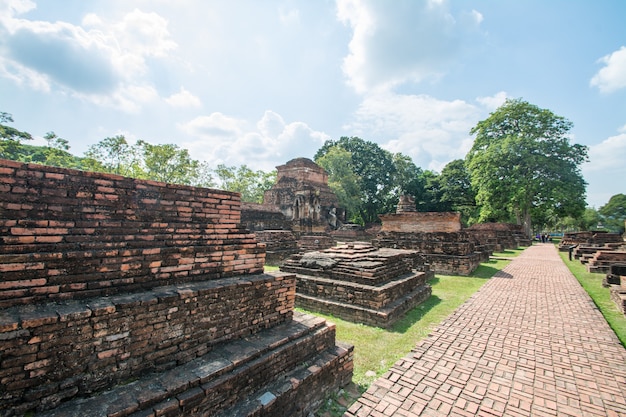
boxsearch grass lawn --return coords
[558,249,626,347]
[267,248,524,415]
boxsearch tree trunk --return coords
[522,209,532,238]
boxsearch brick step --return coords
[37,312,340,417]
[296,283,432,328]
[295,272,430,309]
[215,342,353,417]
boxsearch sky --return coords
[0,0,625,209]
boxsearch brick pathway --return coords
[345,244,626,417]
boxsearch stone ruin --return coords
[373,196,490,276]
[280,242,432,328]
[241,158,344,264]
[465,222,532,251]
[0,159,353,416]
[605,264,626,316]
[559,231,626,273]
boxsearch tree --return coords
[137,140,213,187]
[42,132,77,168]
[0,112,32,159]
[315,146,362,222]
[84,135,140,177]
[213,164,275,203]
[599,194,626,233]
[439,159,478,225]
[389,153,425,212]
[466,98,588,236]
[315,137,396,224]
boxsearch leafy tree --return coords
[213,164,275,203]
[389,153,426,212]
[0,112,32,159]
[315,146,362,222]
[42,131,79,168]
[599,194,626,233]
[315,137,396,224]
[439,159,478,225]
[415,170,446,212]
[84,135,140,176]
[466,98,588,236]
[137,140,213,187]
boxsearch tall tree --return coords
[389,153,425,212]
[137,140,213,187]
[315,136,396,224]
[84,135,139,176]
[599,194,626,233]
[0,112,32,159]
[439,159,478,225]
[42,132,77,168]
[315,146,362,222]
[213,164,275,203]
[466,98,588,236]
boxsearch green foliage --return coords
[213,164,276,203]
[315,147,362,222]
[0,112,33,159]
[599,194,626,233]
[296,254,514,413]
[438,159,478,225]
[316,136,397,224]
[84,135,140,176]
[559,251,626,347]
[467,98,588,235]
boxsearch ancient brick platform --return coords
[280,243,432,328]
[373,231,485,276]
[0,159,352,416]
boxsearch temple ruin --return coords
[373,196,489,276]
[241,158,344,263]
[280,242,432,328]
[0,159,352,416]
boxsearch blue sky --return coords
[1,0,624,208]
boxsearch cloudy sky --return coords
[1,0,624,208]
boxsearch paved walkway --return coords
[345,244,626,417]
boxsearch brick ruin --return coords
[605,264,626,316]
[0,159,353,416]
[373,196,489,276]
[560,231,626,273]
[280,242,432,328]
[465,222,532,251]
[241,158,343,264]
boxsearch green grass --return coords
[558,250,626,347]
[303,251,523,416]
[304,257,512,390]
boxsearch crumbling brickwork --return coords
[0,159,352,416]
[0,159,264,308]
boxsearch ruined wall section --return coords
[0,159,265,309]
[379,212,462,233]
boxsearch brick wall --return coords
[0,159,265,308]
[379,212,461,233]
[0,273,295,412]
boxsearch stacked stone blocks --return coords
[0,159,352,416]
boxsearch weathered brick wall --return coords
[0,273,295,412]
[378,212,461,233]
[0,159,265,308]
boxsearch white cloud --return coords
[336,0,483,94]
[180,111,329,171]
[583,130,626,173]
[344,92,481,171]
[0,6,176,111]
[590,46,626,93]
[476,91,508,111]
[165,87,201,108]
